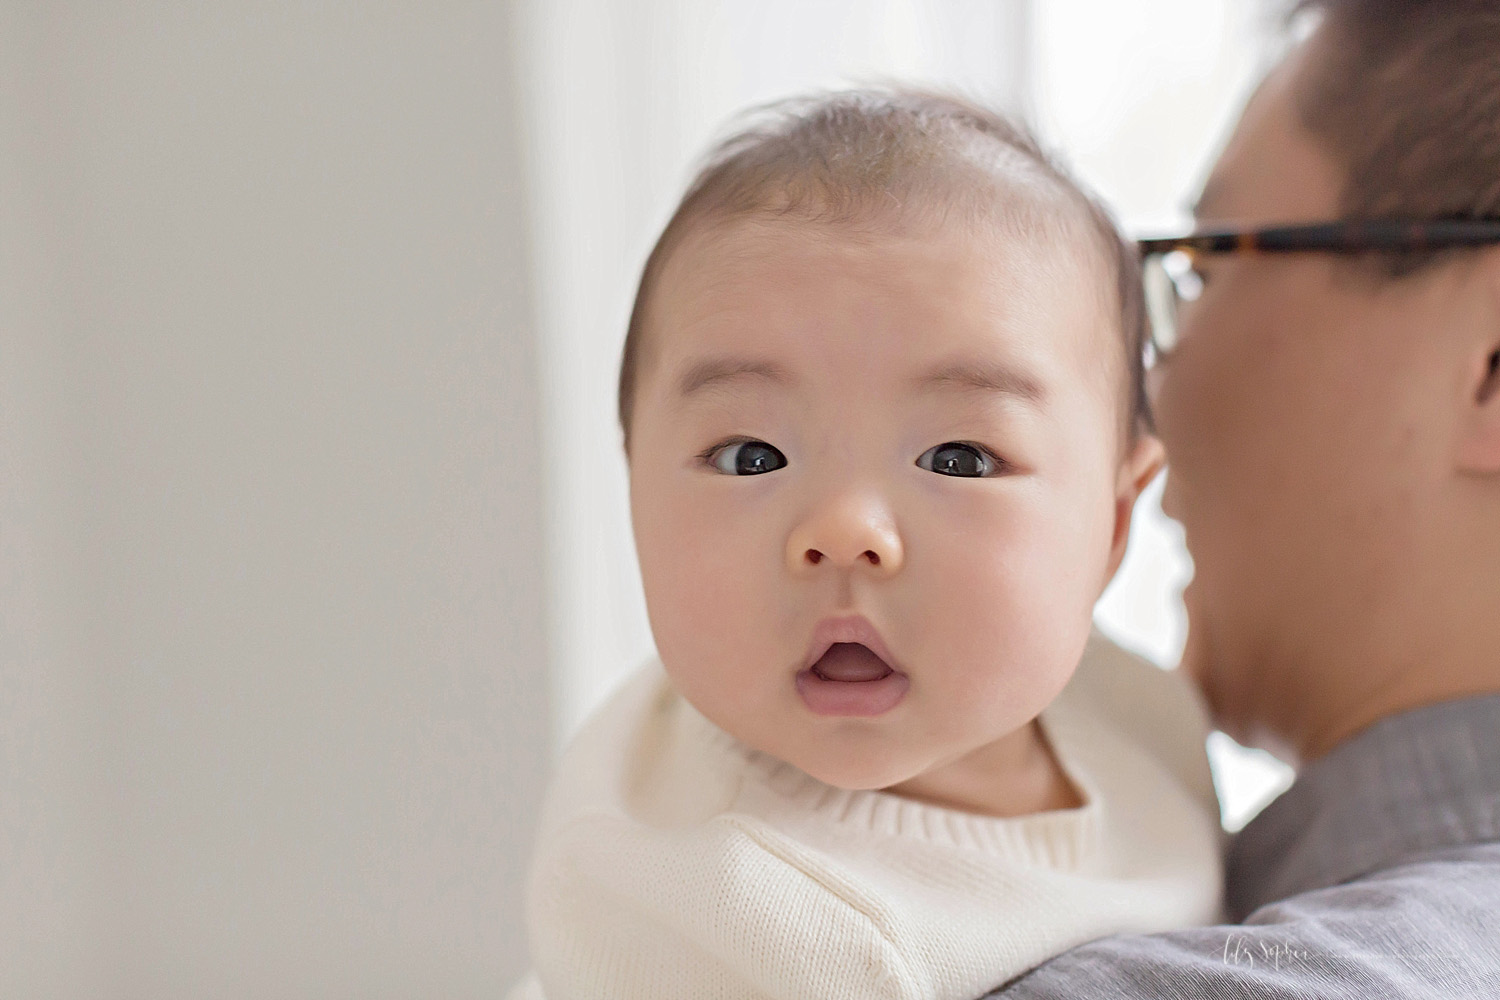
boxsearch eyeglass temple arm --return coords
[1139,220,1500,256]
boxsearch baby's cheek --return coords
[924,507,1053,607]
[919,510,1096,686]
[643,506,779,661]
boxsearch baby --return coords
[511,89,1222,1000]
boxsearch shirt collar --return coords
[1226,693,1500,919]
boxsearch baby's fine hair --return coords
[617,87,1152,448]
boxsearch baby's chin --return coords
[773,742,931,794]
[686,691,936,792]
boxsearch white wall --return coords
[1,4,547,996]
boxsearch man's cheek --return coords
[1178,585,1209,685]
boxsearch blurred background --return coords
[3,2,1292,996]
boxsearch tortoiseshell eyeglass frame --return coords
[1136,219,1500,360]
[1138,219,1500,257]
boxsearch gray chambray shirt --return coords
[985,694,1500,999]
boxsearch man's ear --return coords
[1457,346,1500,473]
[1457,252,1500,473]
[1105,434,1166,583]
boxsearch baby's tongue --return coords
[813,643,891,682]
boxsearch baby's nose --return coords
[786,494,903,576]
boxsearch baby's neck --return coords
[885,720,1081,818]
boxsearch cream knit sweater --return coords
[511,634,1223,1000]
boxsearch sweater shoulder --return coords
[534,661,746,836]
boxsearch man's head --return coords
[620,90,1163,805]
[1155,1,1500,760]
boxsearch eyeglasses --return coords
[1138,219,1500,360]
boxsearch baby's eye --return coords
[707,439,787,476]
[916,442,1000,478]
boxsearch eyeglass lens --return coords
[1143,250,1202,361]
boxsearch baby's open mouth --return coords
[810,642,894,683]
[798,641,909,717]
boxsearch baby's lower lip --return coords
[795,668,909,717]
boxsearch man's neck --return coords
[1299,670,1500,762]
[1323,533,1500,756]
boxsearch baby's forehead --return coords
[652,210,1116,381]
[654,202,1114,334]
[634,205,1129,436]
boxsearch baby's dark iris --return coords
[931,443,986,477]
[733,442,785,475]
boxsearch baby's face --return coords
[628,213,1138,796]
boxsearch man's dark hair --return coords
[616,88,1151,450]
[1294,0,1500,275]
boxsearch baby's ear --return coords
[1120,433,1166,499]
[1105,434,1166,583]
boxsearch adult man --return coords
[987,1,1500,996]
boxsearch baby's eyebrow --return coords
[675,356,792,399]
[915,360,1047,406]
